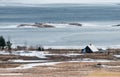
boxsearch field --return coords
[0,48,119,77]
[0,62,120,77]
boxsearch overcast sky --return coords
[1,0,120,4]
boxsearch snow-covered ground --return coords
[9,62,61,69]
[0,51,10,55]
[9,59,49,63]
[101,65,120,68]
[0,51,47,58]
[45,53,83,57]
[5,59,116,70]
[0,50,84,59]
[114,55,120,58]
[0,73,23,76]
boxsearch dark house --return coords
[82,44,99,53]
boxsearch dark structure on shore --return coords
[82,44,99,53]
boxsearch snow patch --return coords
[114,55,120,58]
[0,51,10,55]
[9,59,48,63]
[0,73,23,76]
[0,51,47,58]
[13,62,61,69]
[101,65,120,68]
[12,51,46,58]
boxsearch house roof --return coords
[87,44,99,52]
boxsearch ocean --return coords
[0,4,120,48]
[1,5,120,23]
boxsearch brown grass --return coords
[0,62,119,77]
[0,64,20,68]
[0,48,119,77]
[87,70,120,77]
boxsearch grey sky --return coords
[1,0,120,4]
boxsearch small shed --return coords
[82,44,99,53]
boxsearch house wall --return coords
[86,46,93,53]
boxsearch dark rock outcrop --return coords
[69,23,82,26]
[112,24,120,27]
[18,23,54,28]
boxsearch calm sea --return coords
[0,4,120,48]
[0,5,120,23]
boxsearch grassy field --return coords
[87,70,120,77]
[0,48,119,77]
[0,62,119,77]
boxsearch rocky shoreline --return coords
[68,23,82,26]
[18,23,55,28]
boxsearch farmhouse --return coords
[82,44,99,53]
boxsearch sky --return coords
[1,0,120,4]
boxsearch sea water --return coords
[0,5,120,23]
[0,4,120,48]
